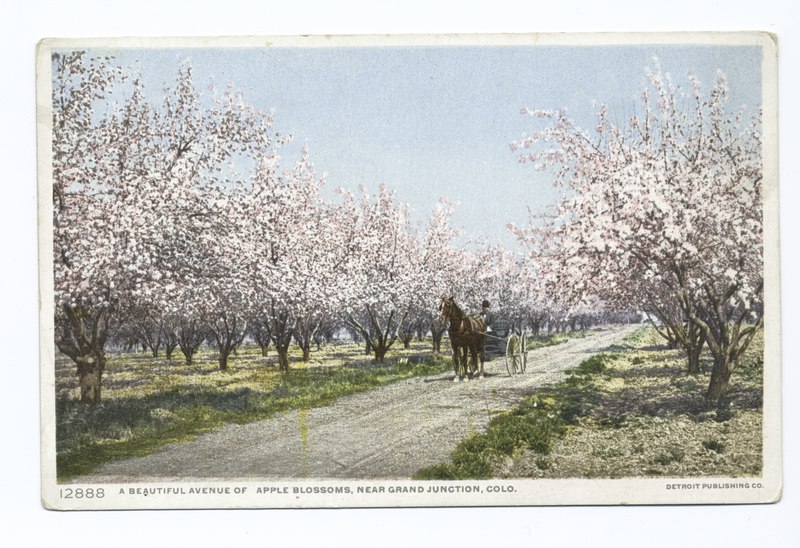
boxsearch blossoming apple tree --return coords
[511,65,763,403]
[337,185,422,362]
[243,148,359,371]
[52,52,280,398]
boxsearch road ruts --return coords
[73,324,639,482]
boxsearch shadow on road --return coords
[423,372,502,383]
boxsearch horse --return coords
[438,296,486,381]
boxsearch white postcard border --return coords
[37,31,781,510]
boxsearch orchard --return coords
[52,52,762,408]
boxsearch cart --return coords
[483,319,527,376]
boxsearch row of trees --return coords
[53,52,763,407]
[53,52,603,402]
[511,63,764,404]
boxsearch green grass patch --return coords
[413,352,613,480]
[419,325,764,480]
[575,353,611,375]
[622,326,649,345]
[56,347,450,481]
[525,338,567,351]
[524,330,588,352]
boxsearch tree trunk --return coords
[678,282,764,405]
[706,354,733,404]
[313,329,328,352]
[76,354,105,402]
[277,347,290,373]
[56,305,111,402]
[250,320,272,360]
[430,316,446,354]
[687,344,702,375]
[432,333,442,354]
[209,314,247,371]
[345,307,405,363]
[219,349,230,371]
[177,320,204,367]
[292,319,319,363]
[163,331,178,361]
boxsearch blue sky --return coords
[79,44,762,248]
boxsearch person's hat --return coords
[482,300,490,308]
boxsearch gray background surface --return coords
[3,1,798,547]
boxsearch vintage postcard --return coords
[38,32,781,510]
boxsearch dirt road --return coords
[75,325,637,482]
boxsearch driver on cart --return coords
[479,299,494,333]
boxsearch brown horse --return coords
[438,296,486,381]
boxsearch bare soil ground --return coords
[72,325,638,482]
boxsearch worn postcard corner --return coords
[38,32,780,510]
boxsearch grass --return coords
[415,326,764,480]
[524,330,588,352]
[55,340,450,481]
[414,370,598,480]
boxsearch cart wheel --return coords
[506,334,525,376]
[505,335,517,376]
[520,333,528,374]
